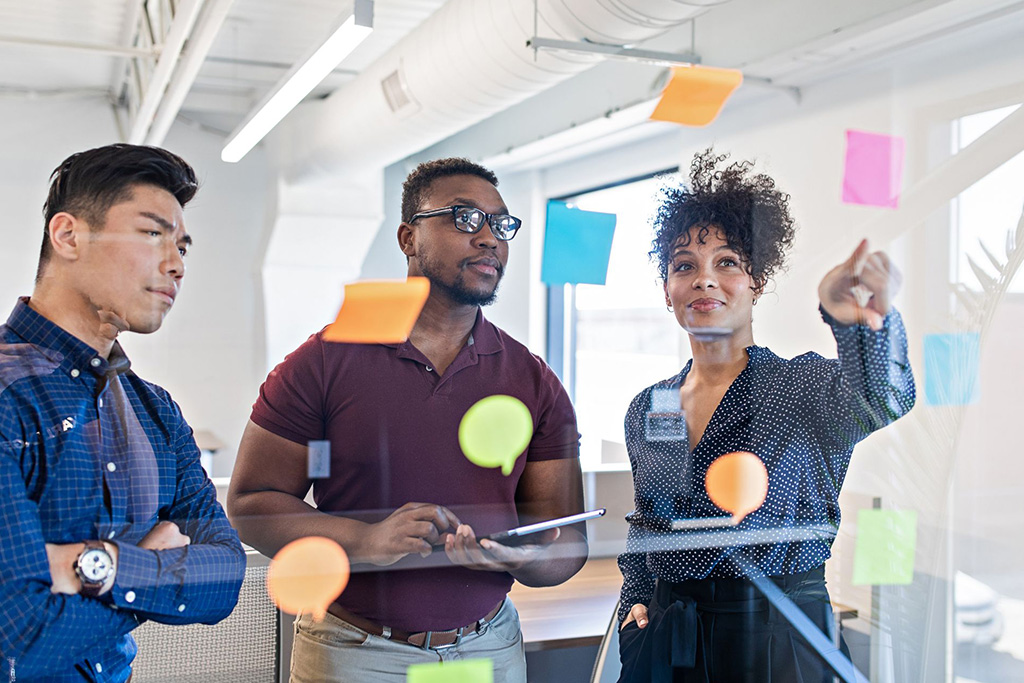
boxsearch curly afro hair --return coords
[651,148,796,293]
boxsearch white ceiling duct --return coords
[281,0,732,181]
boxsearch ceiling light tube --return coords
[221,0,373,163]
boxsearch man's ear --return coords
[47,212,86,263]
[397,222,416,258]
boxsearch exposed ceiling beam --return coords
[145,0,236,145]
[128,0,206,143]
[0,34,157,59]
[111,0,147,101]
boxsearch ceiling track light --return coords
[221,0,373,163]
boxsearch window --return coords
[952,103,1024,292]
[547,171,687,471]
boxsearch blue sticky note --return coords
[923,333,980,406]
[541,201,617,286]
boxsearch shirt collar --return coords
[385,308,505,357]
[464,308,503,355]
[6,297,132,378]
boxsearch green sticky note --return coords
[852,509,917,585]
[458,395,533,476]
[407,659,493,683]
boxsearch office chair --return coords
[130,562,279,682]
[590,600,622,683]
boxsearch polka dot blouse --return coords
[616,306,916,622]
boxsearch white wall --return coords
[125,120,271,477]
[0,98,272,477]
[0,97,120,305]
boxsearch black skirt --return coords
[617,565,850,683]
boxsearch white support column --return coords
[260,172,386,368]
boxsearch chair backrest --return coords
[590,600,622,683]
[130,562,279,682]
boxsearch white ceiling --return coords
[1,0,1022,164]
[0,0,447,132]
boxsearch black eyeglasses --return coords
[409,205,522,241]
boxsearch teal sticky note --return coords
[852,509,917,586]
[407,659,493,683]
[541,201,617,285]
[923,333,980,406]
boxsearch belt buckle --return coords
[421,626,464,651]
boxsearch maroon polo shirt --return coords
[250,310,579,632]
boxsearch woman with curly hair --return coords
[615,150,916,682]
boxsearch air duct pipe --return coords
[280,0,731,180]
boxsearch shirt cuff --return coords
[819,303,894,331]
[108,542,161,611]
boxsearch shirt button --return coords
[90,358,102,367]
[98,398,104,408]
[106,462,117,472]
[425,366,433,372]
[95,662,103,673]
[70,369,80,378]
[108,530,116,539]
[125,591,136,603]
[177,604,186,612]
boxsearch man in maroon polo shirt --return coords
[228,158,587,682]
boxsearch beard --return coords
[418,254,503,307]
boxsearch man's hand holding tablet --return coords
[443,509,605,573]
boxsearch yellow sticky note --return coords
[650,65,743,127]
[407,659,493,683]
[852,509,917,586]
[323,278,430,344]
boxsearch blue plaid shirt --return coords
[0,298,245,682]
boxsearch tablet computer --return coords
[480,508,606,545]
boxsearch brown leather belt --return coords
[326,600,503,649]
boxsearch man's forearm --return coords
[229,490,377,561]
[46,541,119,596]
[508,529,588,587]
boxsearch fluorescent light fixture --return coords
[221,0,373,163]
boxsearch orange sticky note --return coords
[705,451,768,524]
[650,65,743,127]
[267,537,350,620]
[323,277,430,344]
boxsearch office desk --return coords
[511,558,622,652]
[509,557,859,653]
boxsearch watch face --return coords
[79,549,112,582]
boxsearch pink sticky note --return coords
[842,130,905,208]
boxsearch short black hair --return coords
[38,143,198,281]
[401,157,498,223]
[651,148,796,292]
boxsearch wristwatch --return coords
[75,540,115,597]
